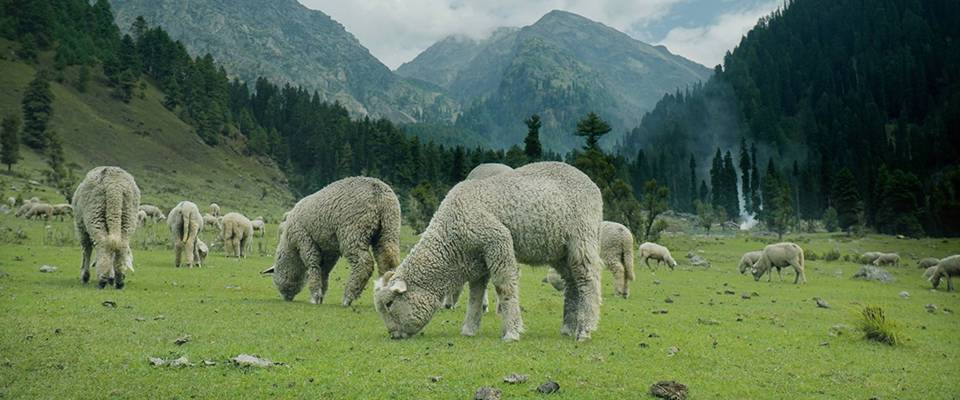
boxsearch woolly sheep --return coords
[137,209,147,227]
[72,166,140,289]
[251,217,266,238]
[738,251,763,274]
[752,242,807,284]
[14,198,39,217]
[209,203,221,217]
[541,222,634,298]
[918,257,940,269]
[639,242,678,270]
[51,203,73,221]
[24,203,53,220]
[374,162,604,342]
[930,255,960,291]
[219,212,253,258]
[859,252,882,264]
[442,164,514,310]
[872,253,900,267]
[167,201,204,268]
[922,266,938,280]
[202,213,219,229]
[139,204,165,222]
[196,239,209,265]
[263,177,401,306]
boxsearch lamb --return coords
[167,201,204,268]
[872,253,900,267]
[202,213,219,229]
[859,252,882,264]
[139,204,165,222]
[251,217,266,238]
[137,210,147,227]
[262,177,401,306]
[752,242,807,284]
[14,198,38,217]
[918,257,940,269]
[539,221,635,298]
[373,162,604,342]
[72,166,140,289]
[209,203,221,217]
[639,242,678,270]
[219,212,253,259]
[738,251,763,274]
[51,203,73,221]
[196,239,209,265]
[930,255,960,291]
[24,203,53,220]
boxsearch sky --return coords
[298,0,781,69]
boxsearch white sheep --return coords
[262,177,401,306]
[14,198,39,217]
[196,239,209,265]
[930,255,960,291]
[872,253,900,267]
[209,203,221,217]
[202,213,219,230]
[639,242,678,270]
[6,196,14,208]
[72,166,140,289]
[922,266,938,280]
[918,257,940,270]
[251,217,266,238]
[738,251,763,274]
[859,252,882,264]
[542,222,635,298]
[139,204,165,222]
[137,209,147,227]
[752,242,807,284]
[219,212,253,258]
[24,203,53,220]
[374,162,604,342]
[51,203,73,221]
[167,201,204,268]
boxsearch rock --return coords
[174,335,191,346]
[688,254,711,268]
[474,387,502,400]
[134,317,145,322]
[148,356,193,367]
[925,304,938,313]
[153,315,166,320]
[664,297,674,304]
[537,380,560,394]
[38,265,57,273]
[723,290,735,295]
[202,360,217,367]
[899,291,910,299]
[944,308,954,314]
[650,380,688,400]
[430,375,442,383]
[653,280,661,285]
[666,346,680,356]
[102,301,117,308]
[697,318,720,326]
[815,298,830,308]
[852,265,895,283]
[741,293,751,299]
[148,357,166,366]
[503,374,528,384]
[230,354,283,367]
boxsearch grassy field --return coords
[0,210,958,399]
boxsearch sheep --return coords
[738,251,763,274]
[639,242,678,270]
[202,213,219,230]
[14,198,39,217]
[918,257,940,270]
[51,203,73,221]
[930,255,960,291]
[859,252,882,264]
[373,162,604,342]
[219,212,253,259]
[139,204,165,222]
[441,164,514,310]
[24,203,53,220]
[872,253,901,267]
[209,203,221,217]
[540,222,634,298]
[137,209,147,227]
[262,177,401,306]
[922,266,938,280]
[251,217,266,238]
[196,239,209,265]
[167,201,204,268]
[72,166,140,289]
[751,242,807,284]
[6,197,14,207]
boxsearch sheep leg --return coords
[777,267,783,282]
[485,240,523,342]
[559,267,581,337]
[569,252,602,341]
[184,232,196,268]
[947,276,954,292]
[173,241,183,268]
[373,236,400,276]
[608,260,628,298]
[79,229,93,284]
[443,286,463,309]
[642,255,652,270]
[342,249,375,306]
[239,235,250,259]
[461,276,489,337]
[304,249,334,305]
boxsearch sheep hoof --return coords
[461,328,477,337]
[482,304,489,313]
[443,302,455,310]
[81,271,90,283]
[575,331,592,342]
[501,332,521,342]
[115,279,125,290]
[97,279,108,289]
[341,298,353,307]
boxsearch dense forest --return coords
[620,0,960,236]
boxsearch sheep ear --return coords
[389,278,407,294]
[260,266,275,275]
[375,271,395,291]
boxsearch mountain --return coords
[397,10,712,151]
[109,0,458,124]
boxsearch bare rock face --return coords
[474,387,502,400]
[650,380,688,400]
[852,265,895,283]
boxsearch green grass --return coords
[1,210,958,399]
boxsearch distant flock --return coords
[7,162,959,341]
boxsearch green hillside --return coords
[0,39,294,219]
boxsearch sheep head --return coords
[374,271,436,340]
[930,269,943,289]
[751,259,767,281]
[270,246,306,301]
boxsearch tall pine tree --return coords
[21,71,54,150]
[523,114,542,161]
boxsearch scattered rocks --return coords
[815,298,830,309]
[650,380,688,400]
[537,380,560,394]
[38,265,58,273]
[174,335,191,346]
[503,374,528,384]
[474,387,502,400]
[687,254,711,268]
[101,301,117,308]
[148,356,193,368]
[899,291,910,299]
[230,354,283,368]
[852,265,895,283]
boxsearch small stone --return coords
[653,280,661,285]
[736,315,744,322]
[925,304,938,313]
[474,387,502,400]
[653,309,669,315]
[664,297,674,304]
[134,317,145,322]
[943,308,953,314]
[202,360,217,366]
[815,298,830,308]
[648,333,659,338]
[102,301,117,308]
[153,315,166,320]
[174,335,191,346]
[650,380,687,400]
[231,354,282,367]
[666,346,680,356]
[697,318,720,326]
[723,290,735,295]
[741,293,751,299]
[503,374,528,384]
[168,357,193,368]
[537,380,560,394]
[899,291,910,299]
[38,265,58,273]
[430,375,442,383]
[148,357,166,366]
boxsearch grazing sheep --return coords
[209,203,221,217]
[24,203,54,220]
[219,212,253,258]
[14,198,39,217]
[196,239,209,265]
[202,213,219,229]
[374,162,604,342]
[139,204,165,222]
[6,197,14,207]
[51,203,73,221]
[72,166,140,289]
[859,252,882,264]
[752,242,807,284]
[930,255,960,291]
[639,242,678,270]
[537,221,635,298]
[262,177,401,306]
[918,257,940,270]
[251,218,266,238]
[872,253,901,267]
[738,251,763,274]
[137,209,147,227]
[922,266,938,280]
[167,201,203,268]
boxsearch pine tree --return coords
[770,182,794,240]
[523,114,542,161]
[641,180,669,241]
[336,142,353,178]
[699,180,709,203]
[45,131,74,202]
[750,143,760,213]
[574,112,611,151]
[1,115,21,172]
[21,71,54,150]
[76,65,90,93]
[739,139,751,212]
[688,154,697,212]
[723,151,738,218]
[832,168,861,233]
[710,147,722,208]
[449,146,467,183]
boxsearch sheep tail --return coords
[103,180,124,253]
[181,210,190,243]
[623,242,635,281]
[798,245,805,271]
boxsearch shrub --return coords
[856,306,903,346]
[823,207,839,232]
[806,251,819,261]
[824,247,841,262]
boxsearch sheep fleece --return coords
[72,166,140,288]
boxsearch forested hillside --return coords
[620,0,960,236]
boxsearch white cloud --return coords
[657,1,780,67]
[298,0,686,69]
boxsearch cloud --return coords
[298,0,686,69]
[657,1,780,67]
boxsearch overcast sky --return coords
[298,0,780,69]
